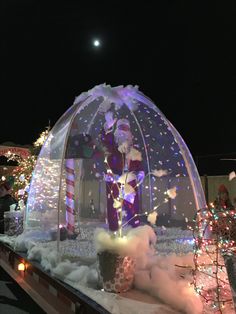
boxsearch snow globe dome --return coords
[26,84,206,248]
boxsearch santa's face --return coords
[114,128,133,147]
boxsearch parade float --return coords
[0,84,235,314]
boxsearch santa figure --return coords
[100,111,145,231]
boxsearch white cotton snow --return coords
[94,225,156,263]
[94,225,203,313]
[86,268,99,288]
[14,229,51,252]
[0,234,16,247]
[27,245,49,262]
[40,250,58,271]
[134,254,203,314]
[65,265,90,283]
[51,261,78,280]
[136,267,202,314]
[0,225,206,314]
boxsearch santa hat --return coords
[116,119,130,131]
[218,184,228,194]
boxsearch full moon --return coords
[93,39,100,47]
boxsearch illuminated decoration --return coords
[65,159,75,233]
[5,127,50,202]
[104,159,178,237]
[18,262,26,271]
[191,205,236,313]
[0,145,30,159]
[33,127,50,148]
[6,153,37,202]
[25,84,206,252]
[23,84,236,310]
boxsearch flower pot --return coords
[98,251,135,293]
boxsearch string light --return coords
[5,126,50,202]
[33,127,50,147]
[191,204,235,312]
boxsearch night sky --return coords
[1,1,236,174]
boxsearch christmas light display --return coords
[104,155,178,238]
[6,153,36,201]
[14,84,234,312]
[5,127,50,202]
[191,205,236,313]
[33,127,50,148]
[25,84,206,259]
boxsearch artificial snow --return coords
[229,171,236,181]
[134,255,203,314]
[151,169,168,177]
[166,187,177,199]
[0,225,234,314]
[126,147,142,161]
[94,226,156,263]
[147,211,158,225]
[52,261,79,280]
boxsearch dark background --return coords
[1,1,236,175]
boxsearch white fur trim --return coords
[118,172,137,184]
[127,148,142,161]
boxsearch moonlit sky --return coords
[93,39,100,47]
[1,1,236,174]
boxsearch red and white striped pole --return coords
[65,158,75,233]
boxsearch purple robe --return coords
[100,130,143,231]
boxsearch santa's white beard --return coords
[114,129,133,147]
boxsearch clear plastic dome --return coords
[26,84,206,241]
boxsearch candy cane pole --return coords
[65,158,75,233]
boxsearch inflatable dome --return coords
[26,84,206,239]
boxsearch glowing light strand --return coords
[190,205,235,312]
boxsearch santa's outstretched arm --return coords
[99,111,118,153]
